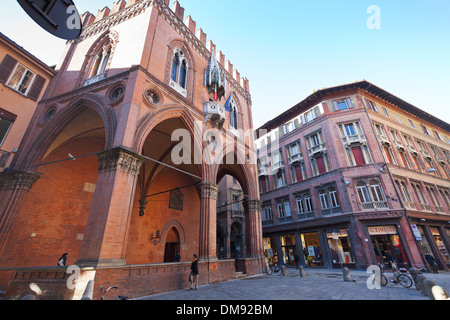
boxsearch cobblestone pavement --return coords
[135,268,450,301]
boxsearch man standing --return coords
[425,252,439,274]
[190,254,199,290]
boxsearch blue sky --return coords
[1,0,449,128]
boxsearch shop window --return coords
[301,232,323,266]
[281,235,297,267]
[430,227,450,265]
[327,229,354,265]
[369,226,408,269]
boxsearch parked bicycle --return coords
[379,264,413,288]
[270,263,285,276]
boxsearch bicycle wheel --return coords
[398,274,413,288]
[380,274,388,286]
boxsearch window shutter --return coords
[0,54,18,84]
[28,74,46,101]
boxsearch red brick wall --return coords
[0,137,103,268]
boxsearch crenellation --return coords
[172,1,185,21]
[233,69,240,85]
[196,28,207,46]
[206,40,216,54]
[94,6,111,23]
[81,12,96,28]
[126,0,141,7]
[185,15,196,34]
[216,50,225,67]
[225,60,233,76]
[111,0,127,14]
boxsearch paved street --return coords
[135,267,450,301]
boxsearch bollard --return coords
[298,266,306,278]
[415,275,427,295]
[431,286,450,300]
[281,265,287,276]
[408,267,422,289]
[81,280,94,300]
[342,267,356,282]
[423,279,437,300]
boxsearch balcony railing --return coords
[420,150,432,160]
[403,201,416,210]
[407,144,418,155]
[393,139,405,151]
[361,201,389,211]
[258,166,269,176]
[83,72,107,86]
[308,143,327,156]
[0,150,11,168]
[342,134,366,146]
[271,161,284,172]
[288,153,303,164]
[378,134,390,146]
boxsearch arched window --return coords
[88,42,112,80]
[170,49,188,89]
[82,31,118,86]
[356,182,371,203]
[369,180,385,202]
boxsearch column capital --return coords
[97,147,144,176]
[0,170,41,191]
[198,183,219,200]
[243,199,262,212]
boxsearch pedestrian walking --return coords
[294,254,300,269]
[57,253,68,266]
[425,252,439,274]
[190,254,199,290]
[175,252,181,262]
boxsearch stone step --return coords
[235,271,247,279]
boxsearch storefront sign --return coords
[368,225,397,235]
[411,224,422,241]
[326,229,348,239]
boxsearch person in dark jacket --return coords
[57,253,68,266]
[425,252,439,274]
[190,254,199,290]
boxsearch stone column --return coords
[198,183,219,261]
[75,147,143,268]
[243,199,263,258]
[0,171,41,254]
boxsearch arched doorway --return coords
[126,115,202,265]
[164,227,180,263]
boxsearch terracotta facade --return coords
[0,0,262,300]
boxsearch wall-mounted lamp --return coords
[420,219,426,222]
[153,230,161,245]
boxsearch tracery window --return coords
[170,49,188,90]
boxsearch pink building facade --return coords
[256,81,450,272]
